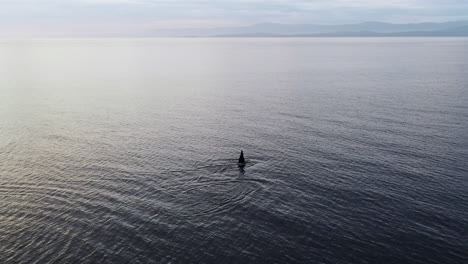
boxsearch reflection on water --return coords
[0,38,467,264]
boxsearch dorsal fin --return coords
[238,150,245,164]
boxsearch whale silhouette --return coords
[238,150,246,167]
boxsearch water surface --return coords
[1,38,467,263]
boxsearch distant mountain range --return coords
[152,21,468,37]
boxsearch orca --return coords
[238,150,246,166]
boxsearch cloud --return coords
[0,0,467,37]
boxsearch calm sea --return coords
[0,38,467,264]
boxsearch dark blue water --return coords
[1,38,467,264]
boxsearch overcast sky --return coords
[1,0,468,37]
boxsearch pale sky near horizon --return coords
[1,0,468,37]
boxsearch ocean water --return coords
[0,38,467,264]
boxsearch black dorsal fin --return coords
[238,150,245,164]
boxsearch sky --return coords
[1,0,468,37]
